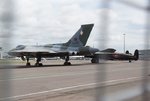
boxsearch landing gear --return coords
[91,58,99,63]
[35,54,43,67]
[24,54,43,67]
[64,61,71,65]
[64,55,71,65]
[26,62,31,66]
[91,55,99,63]
[129,60,131,63]
[26,56,31,66]
[35,62,43,66]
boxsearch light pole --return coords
[123,34,126,53]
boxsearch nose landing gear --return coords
[64,55,71,65]
[91,55,99,63]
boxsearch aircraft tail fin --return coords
[65,24,94,47]
[134,49,139,60]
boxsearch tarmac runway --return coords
[0,60,149,101]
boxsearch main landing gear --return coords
[35,55,43,66]
[26,56,31,66]
[129,60,131,63]
[91,55,99,64]
[25,55,43,67]
[25,54,71,66]
[64,55,71,65]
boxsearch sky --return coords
[0,0,149,53]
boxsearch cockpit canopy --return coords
[15,45,25,50]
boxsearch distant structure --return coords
[139,49,150,60]
[0,47,2,59]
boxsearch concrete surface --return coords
[0,60,149,101]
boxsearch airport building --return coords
[139,49,150,60]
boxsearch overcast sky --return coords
[0,0,149,53]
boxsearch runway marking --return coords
[0,76,144,101]
[0,67,142,82]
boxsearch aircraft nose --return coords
[8,50,13,55]
[8,49,15,56]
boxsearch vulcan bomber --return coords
[8,24,139,66]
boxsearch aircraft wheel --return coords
[39,63,43,66]
[129,60,131,63]
[26,62,31,66]
[91,58,99,63]
[91,58,95,63]
[35,63,43,67]
[64,62,71,65]
[68,62,71,65]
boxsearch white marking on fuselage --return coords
[80,30,83,35]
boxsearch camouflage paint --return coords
[65,24,94,47]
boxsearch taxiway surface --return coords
[0,60,149,101]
